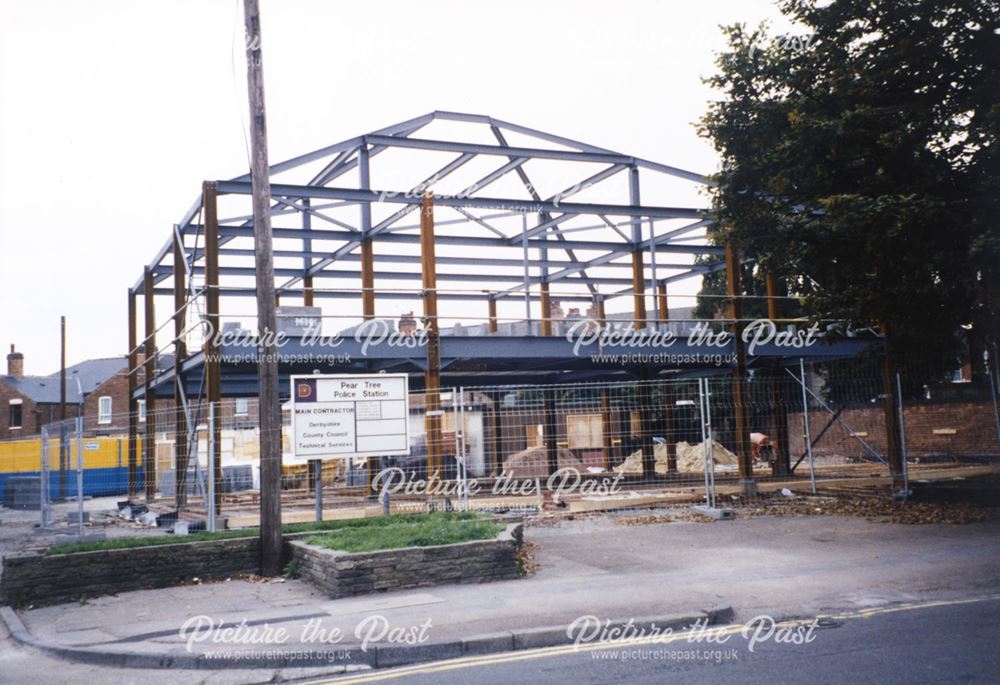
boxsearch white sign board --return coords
[290,374,410,459]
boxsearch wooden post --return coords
[766,273,791,476]
[725,242,752,481]
[203,181,223,517]
[127,291,138,496]
[421,193,443,479]
[143,267,157,501]
[244,0,283,575]
[173,235,190,505]
[487,296,498,334]
[540,282,552,336]
[631,250,646,329]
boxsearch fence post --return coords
[40,425,50,528]
[313,459,323,522]
[207,404,216,532]
[895,372,910,496]
[76,417,84,540]
[697,379,709,507]
[799,358,816,495]
[459,387,469,511]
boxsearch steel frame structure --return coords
[123,113,874,496]
[133,111,722,306]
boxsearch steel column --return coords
[173,235,190,506]
[361,238,375,319]
[421,193,442,478]
[631,250,646,329]
[487,296,498,334]
[127,290,138,496]
[540,282,552,336]
[143,267,157,501]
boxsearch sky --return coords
[0,0,797,375]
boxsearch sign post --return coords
[291,374,411,462]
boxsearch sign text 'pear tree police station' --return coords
[291,374,410,459]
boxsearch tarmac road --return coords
[308,595,1000,685]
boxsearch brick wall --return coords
[787,400,1000,459]
[0,382,61,440]
[82,368,131,435]
[289,523,523,599]
[1,525,522,607]
[0,536,262,607]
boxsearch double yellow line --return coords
[304,594,1000,684]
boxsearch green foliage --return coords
[304,512,503,553]
[698,0,1000,376]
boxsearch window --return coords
[235,398,249,417]
[138,399,146,423]
[8,399,22,429]
[98,396,112,424]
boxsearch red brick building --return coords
[0,345,135,439]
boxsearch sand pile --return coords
[612,440,740,475]
[502,445,584,478]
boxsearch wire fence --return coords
[2,357,997,539]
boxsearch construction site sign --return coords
[290,373,410,459]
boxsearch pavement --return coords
[2,510,1000,684]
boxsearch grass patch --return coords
[46,529,254,555]
[304,512,504,553]
[45,511,497,556]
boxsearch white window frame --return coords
[235,398,249,417]
[138,399,146,423]
[8,398,23,430]
[98,396,112,425]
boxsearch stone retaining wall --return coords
[289,523,523,599]
[0,535,262,607]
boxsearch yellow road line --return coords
[303,594,1000,685]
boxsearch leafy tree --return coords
[698,0,1000,379]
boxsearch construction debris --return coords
[742,495,995,525]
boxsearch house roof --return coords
[1,357,127,404]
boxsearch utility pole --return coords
[243,0,282,576]
[59,316,67,499]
